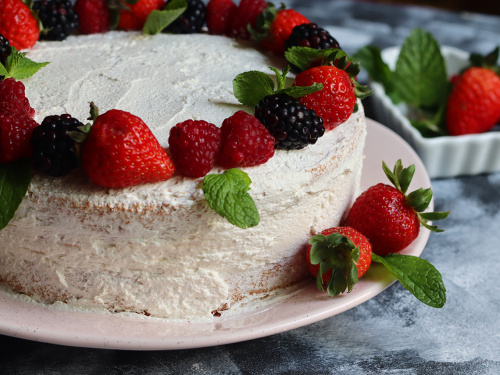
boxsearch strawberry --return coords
[74,0,110,35]
[446,67,500,136]
[0,0,40,50]
[344,160,449,256]
[168,119,221,178]
[227,0,267,40]
[217,110,274,169]
[251,4,309,55]
[206,0,236,35]
[306,227,372,296]
[81,108,175,188]
[117,0,165,31]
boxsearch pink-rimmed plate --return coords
[0,118,432,350]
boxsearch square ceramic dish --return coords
[369,46,500,179]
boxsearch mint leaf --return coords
[354,45,395,97]
[275,82,323,99]
[0,159,31,231]
[202,168,260,229]
[1,47,49,80]
[393,28,448,108]
[143,0,187,35]
[372,252,446,308]
[285,46,336,72]
[233,71,275,107]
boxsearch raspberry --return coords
[0,78,35,118]
[228,0,267,40]
[74,0,110,35]
[30,114,85,176]
[34,0,79,41]
[0,112,38,163]
[206,0,236,35]
[168,119,221,178]
[254,93,325,150]
[164,0,206,34]
[217,110,274,169]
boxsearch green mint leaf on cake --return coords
[202,168,260,229]
[284,46,337,73]
[233,66,323,107]
[143,0,187,35]
[0,47,49,80]
[372,252,446,308]
[0,159,31,231]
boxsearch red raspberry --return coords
[74,0,110,35]
[206,0,236,35]
[168,119,221,178]
[228,0,267,40]
[217,110,274,169]
[0,78,35,117]
[0,111,38,163]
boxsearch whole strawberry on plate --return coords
[344,159,449,256]
[81,104,175,188]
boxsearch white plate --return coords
[370,46,500,178]
[0,119,432,350]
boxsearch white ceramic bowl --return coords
[369,46,500,178]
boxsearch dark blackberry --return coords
[33,0,79,41]
[285,23,340,51]
[255,93,325,150]
[0,33,11,67]
[30,114,84,176]
[164,0,206,34]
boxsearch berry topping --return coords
[217,110,274,169]
[285,23,340,51]
[34,0,79,41]
[227,0,267,40]
[81,108,175,188]
[118,0,165,31]
[168,119,221,178]
[0,111,38,163]
[0,0,40,50]
[30,114,84,176]
[206,0,236,35]
[0,78,35,117]
[254,92,324,150]
[163,0,206,34]
[74,0,110,35]
[0,33,11,67]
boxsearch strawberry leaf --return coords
[202,168,260,229]
[143,0,187,35]
[0,159,31,231]
[406,187,433,212]
[0,47,49,80]
[371,252,446,308]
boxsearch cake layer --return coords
[0,32,366,321]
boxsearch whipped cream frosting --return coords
[0,32,366,321]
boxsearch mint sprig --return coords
[233,65,323,107]
[0,159,31,231]
[202,168,260,229]
[372,252,446,308]
[143,0,187,35]
[0,47,49,80]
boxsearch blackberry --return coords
[30,114,84,176]
[285,23,341,52]
[0,33,11,67]
[255,93,325,150]
[34,0,79,41]
[164,0,206,34]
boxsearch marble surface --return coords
[1,0,500,373]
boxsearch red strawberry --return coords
[344,160,449,256]
[306,226,372,296]
[118,0,165,31]
[0,0,40,50]
[168,119,221,178]
[0,111,38,163]
[74,0,110,35]
[293,65,356,130]
[227,0,267,40]
[206,0,236,35]
[81,109,175,188]
[446,67,500,136]
[217,110,274,169]
[251,4,310,55]
[0,78,35,117]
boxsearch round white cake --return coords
[0,32,366,321]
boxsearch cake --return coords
[0,31,366,321]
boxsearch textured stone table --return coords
[1,1,500,373]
